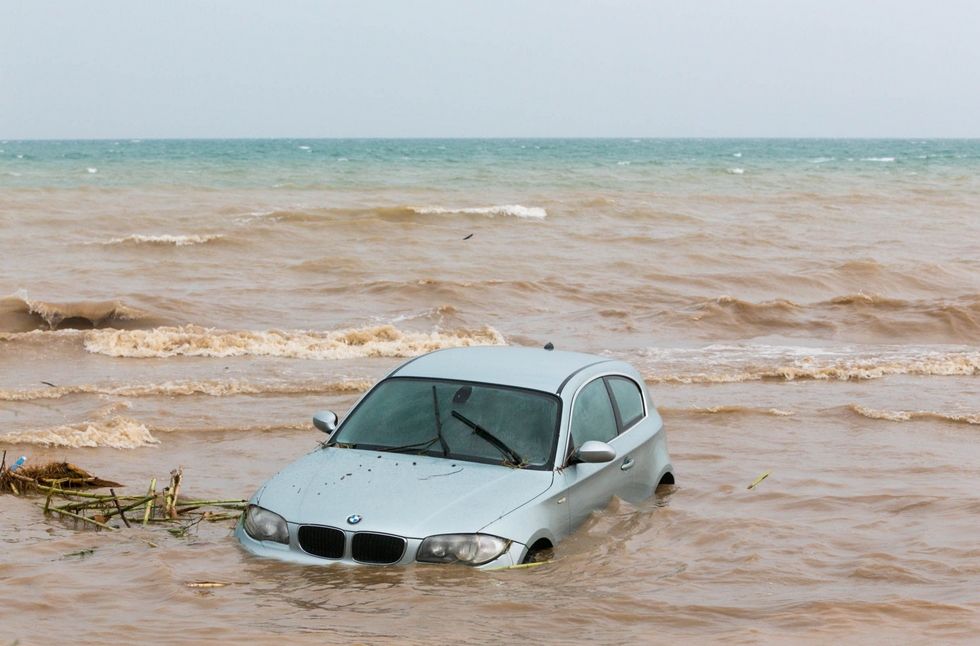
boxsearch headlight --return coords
[416,534,511,565]
[243,505,289,544]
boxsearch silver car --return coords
[235,346,673,568]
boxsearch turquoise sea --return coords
[3,138,979,189]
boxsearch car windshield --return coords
[331,378,561,469]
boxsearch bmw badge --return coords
[347,514,362,525]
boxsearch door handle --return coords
[620,457,635,471]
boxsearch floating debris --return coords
[485,560,554,572]
[63,548,97,558]
[0,453,122,494]
[747,470,773,490]
[1,453,246,536]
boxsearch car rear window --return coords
[607,376,645,430]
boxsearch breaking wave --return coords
[240,203,547,223]
[848,405,980,425]
[0,291,157,332]
[83,324,506,359]
[0,404,158,449]
[636,345,980,384]
[676,293,980,343]
[659,406,796,417]
[0,378,375,402]
[407,204,547,218]
[96,234,224,246]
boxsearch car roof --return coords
[389,346,614,394]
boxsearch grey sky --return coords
[2,1,978,138]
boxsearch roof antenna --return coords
[543,342,554,351]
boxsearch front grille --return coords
[351,532,406,564]
[297,525,346,559]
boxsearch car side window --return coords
[570,378,618,446]
[607,377,645,430]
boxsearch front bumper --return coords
[234,518,526,569]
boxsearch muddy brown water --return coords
[3,139,980,643]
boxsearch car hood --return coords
[254,447,554,539]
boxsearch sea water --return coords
[2,139,980,644]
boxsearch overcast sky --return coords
[2,1,978,139]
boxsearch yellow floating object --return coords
[186,581,233,588]
[747,470,772,489]
[484,560,553,572]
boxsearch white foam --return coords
[87,168,98,173]
[811,157,833,163]
[862,157,895,162]
[410,204,547,219]
[850,405,980,425]
[236,209,277,219]
[728,168,745,174]
[98,234,223,246]
[733,152,742,157]
[299,146,311,150]
[667,405,796,417]
[628,344,980,384]
[0,378,375,402]
[617,161,631,165]
[1,416,159,449]
[83,324,506,359]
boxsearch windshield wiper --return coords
[451,410,524,466]
[373,437,440,454]
[432,385,451,457]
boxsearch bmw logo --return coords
[347,514,362,525]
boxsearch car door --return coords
[561,376,636,531]
[605,375,661,502]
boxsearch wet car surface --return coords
[236,345,673,568]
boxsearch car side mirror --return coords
[570,440,616,464]
[313,411,338,434]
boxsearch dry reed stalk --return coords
[44,485,57,512]
[26,483,137,500]
[204,513,243,522]
[38,504,116,531]
[109,489,131,528]
[143,478,156,527]
[165,467,183,519]
[107,495,155,517]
